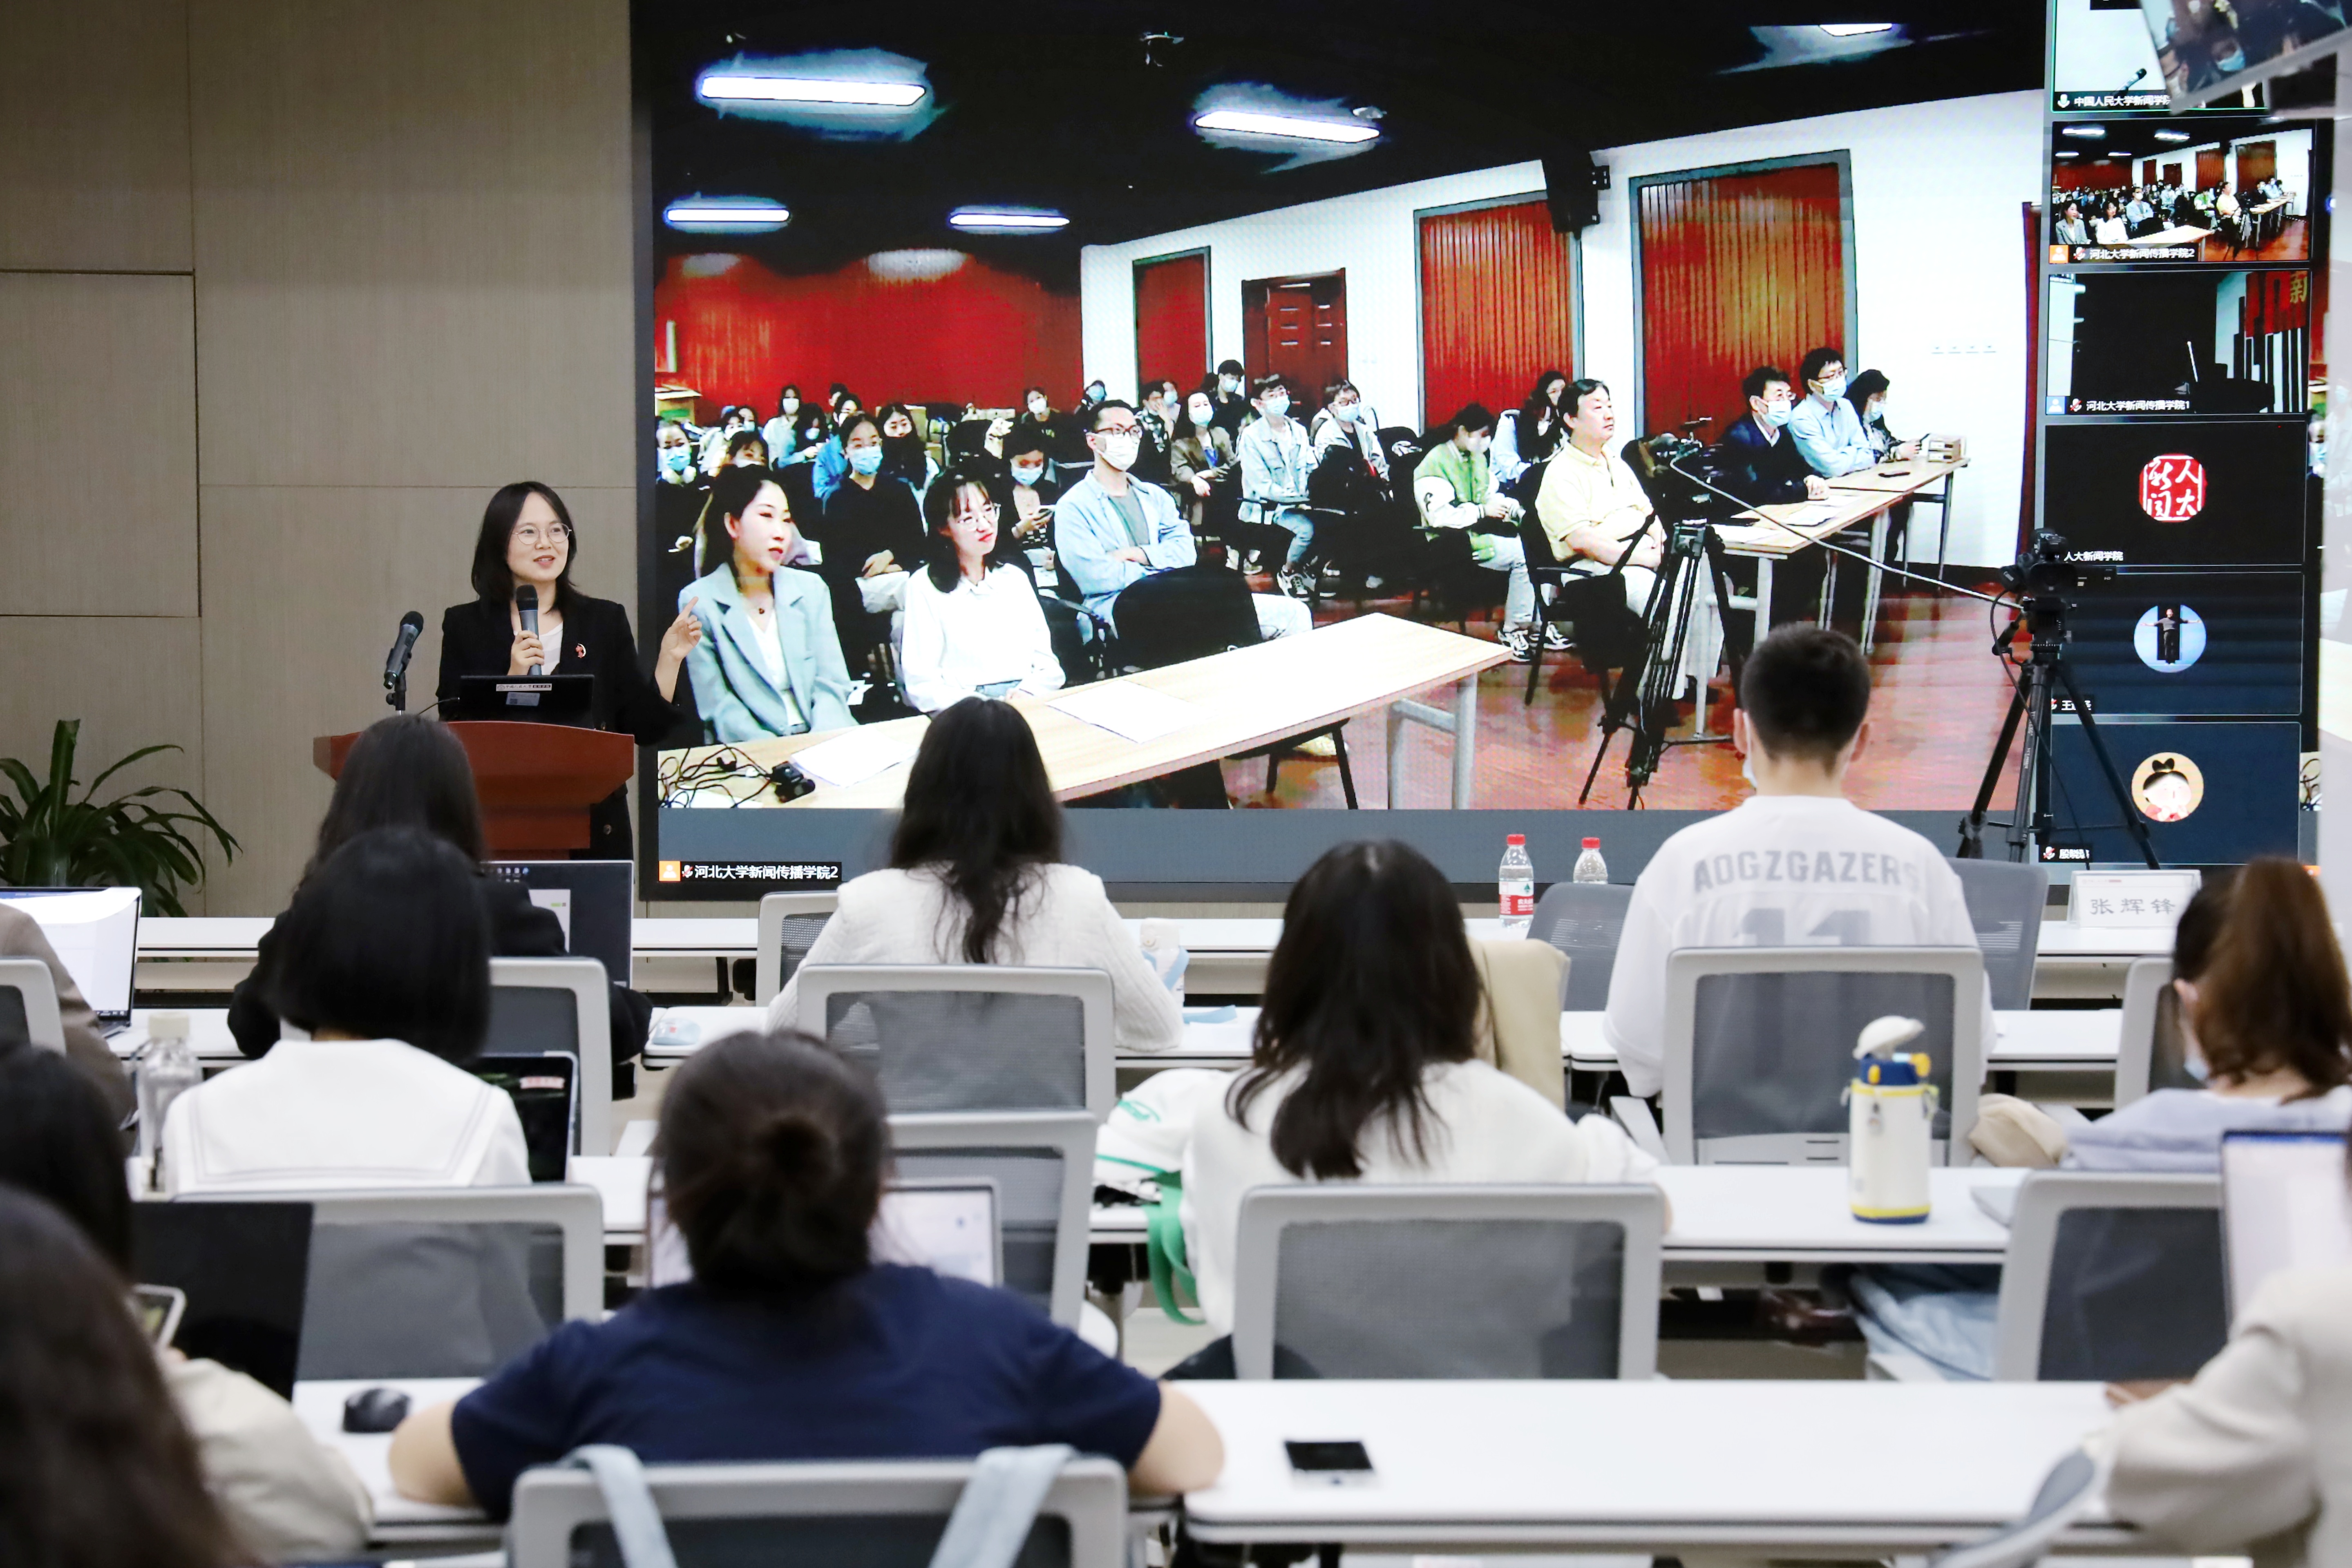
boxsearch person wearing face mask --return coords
[763,384,830,467]
[875,402,941,502]
[1204,359,1251,438]
[1714,366,1833,506]
[811,393,864,502]
[1842,370,1918,463]
[657,419,699,485]
[1308,380,1390,487]
[1236,375,1320,600]
[1000,427,1061,546]
[681,465,854,743]
[1013,384,1065,471]
[721,429,769,472]
[1169,392,1238,541]
[1055,400,1309,642]
[1136,382,1178,485]
[815,412,925,682]
[1412,404,1545,663]
[1786,347,1879,477]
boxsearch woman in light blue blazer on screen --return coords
[680,465,856,744]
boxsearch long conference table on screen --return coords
[1717,455,1965,659]
[657,612,1511,812]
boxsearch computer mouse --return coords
[342,1386,412,1434]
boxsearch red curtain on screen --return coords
[1638,163,1846,443]
[1134,253,1208,396]
[2052,163,2130,192]
[1417,200,1575,428]
[2242,270,2310,335]
[653,250,1080,418]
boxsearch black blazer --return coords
[1711,413,1818,507]
[436,593,678,746]
[229,875,652,1079]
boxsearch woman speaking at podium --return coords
[436,482,702,858]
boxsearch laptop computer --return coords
[130,1200,314,1398]
[0,886,142,1035]
[646,1178,1002,1289]
[2221,1129,2352,1317]
[470,1052,580,1182]
[454,672,595,721]
[486,860,633,986]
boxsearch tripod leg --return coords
[1959,668,2028,858]
[2055,661,2162,869]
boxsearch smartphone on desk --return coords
[1287,1439,1376,1487]
[1878,466,1912,477]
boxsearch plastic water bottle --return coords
[1573,836,1609,885]
[138,1013,200,1178]
[1498,834,1535,935]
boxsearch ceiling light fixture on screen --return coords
[697,74,924,107]
[663,197,790,233]
[2061,125,2108,138]
[1818,22,1894,35]
[2155,130,2192,142]
[1193,109,1379,145]
[2055,150,2080,158]
[947,208,1070,234]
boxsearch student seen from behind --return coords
[388,1029,1223,1516]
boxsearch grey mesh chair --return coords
[755,890,838,1007]
[795,965,1113,1118]
[2113,956,2198,1107]
[491,957,614,1155]
[1230,1185,1665,1380]
[1946,858,2047,1010]
[508,1456,1128,1568]
[1659,946,1986,1165]
[1992,1171,2227,1382]
[0,959,66,1052]
[179,1185,601,1380]
[1528,882,1633,1010]
[889,1112,1095,1327]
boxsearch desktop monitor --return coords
[0,887,141,1028]
[2222,1129,2352,1315]
[648,1179,1000,1289]
[487,860,634,987]
[130,1201,314,1399]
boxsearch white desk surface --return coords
[572,1153,653,1238]
[1176,1379,2122,1552]
[293,1378,489,1540]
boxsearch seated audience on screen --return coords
[1170,390,1238,536]
[1002,426,1060,545]
[899,470,1066,713]
[1844,369,1918,462]
[2123,188,2156,234]
[2093,199,2130,245]
[163,828,529,1195]
[810,392,862,502]
[1180,839,1664,1338]
[1056,399,1309,642]
[1136,381,1177,484]
[2055,199,2090,246]
[1236,375,1319,598]
[682,465,856,744]
[698,406,759,474]
[0,1045,371,1563]
[1013,384,1066,465]
[1493,368,1569,487]
[227,714,651,1081]
[1308,380,1390,487]
[721,429,769,472]
[876,402,940,501]
[2104,1145,2352,1560]
[1534,376,1721,695]
[768,697,1181,1052]
[657,418,699,485]
[1203,359,1251,437]
[1412,403,1542,662]
[1787,347,1880,478]
[0,902,130,1114]
[1713,365,1833,507]
[0,1186,249,1568]
[1603,626,1990,1098]
[764,384,829,467]
[387,1029,1223,1518]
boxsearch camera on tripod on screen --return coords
[2000,529,2115,603]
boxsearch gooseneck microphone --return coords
[517,585,543,675]
[382,609,424,710]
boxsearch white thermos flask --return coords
[1847,1015,1935,1224]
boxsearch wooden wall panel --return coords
[197,484,635,911]
[188,0,635,491]
[0,274,198,615]
[1418,200,1575,429]
[0,0,192,272]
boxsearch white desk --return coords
[1176,1379,2125,1556]
[293,1377,492,1546]
[1562,1007,2122,1074]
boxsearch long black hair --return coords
[919,466,1025,594]
[0,1043,134,1272]
[306,714,486,885]
[1230,840,1484,1179]
[1518,369,1569,460]
[470,481,584,616]
[888,697,1063,964]
[698,465,792,581]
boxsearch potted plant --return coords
[0,720,239,917]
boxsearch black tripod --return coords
[1576,514,1735,807]
[1958,588,2160,867]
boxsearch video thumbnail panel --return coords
[2051,718,2301,863]
[2060,570,2304,717]
[2046,269,2311,415]
[2046,118,2312,264]
[2041,419,2308,566]
[2051,0,2174,109]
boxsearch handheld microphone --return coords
[383,610,425,690]
[517,585,542,675]
[2119,66,2147,91]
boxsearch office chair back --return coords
[1230,1185,1664,1380]
[180,1185,601,1382]
[1992,1171,2227,1382]
[888,1113,1096,1327]
[1529,882,1633,1010]
[2113,956,2200,1107]
[754,891,838,1006]
[491,957,615,1155]
[1662,946,1986,1165]
[1946,858,2047,1010]
[1102,564,1263,669]
[795,965,1114,1119]
[508,1456,1128,1568]
[0,959,66,1052]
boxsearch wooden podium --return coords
[312,721,634,857]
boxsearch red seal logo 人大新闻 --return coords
[2138,454,2205,523]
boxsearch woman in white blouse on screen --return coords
[898,465,1066,713]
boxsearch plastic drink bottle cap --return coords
[1506,834,1525,846]
[1581,837,1600,849]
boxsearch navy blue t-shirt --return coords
[448,1266,1161,1518]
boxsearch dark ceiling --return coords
[637,0,2047,279]
[2050,112,2293,168]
